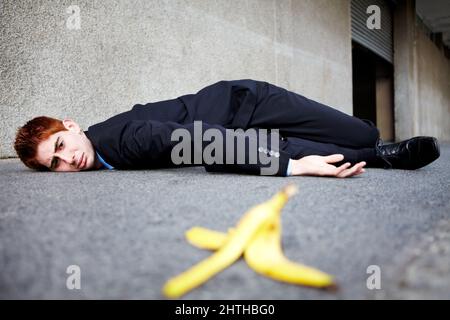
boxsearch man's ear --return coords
[62,119,81,133]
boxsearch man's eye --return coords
[59,141,63,149]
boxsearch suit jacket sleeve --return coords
[88,120,291,176]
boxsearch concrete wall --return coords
[394,0,450,142]
[416,30,450,140]
[0,0,353,158]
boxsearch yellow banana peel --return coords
[162,184,335,298]
[244,215,334,287]
[185,227,229,250]
[187,218,334,288]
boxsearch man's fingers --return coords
[323,154,344,164]
[322,162,351,177]
[314,158,367,178]
[319,162,349,176]
[350,167,365,176]
[336,162,363,178]
[333,162,351,175]
[337,162,366,178]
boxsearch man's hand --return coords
[290,154,366,178]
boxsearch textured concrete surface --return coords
[0,0,353,158]
[0,143,449,299]
[394,0,450,142]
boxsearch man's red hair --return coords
[14,116,67,170]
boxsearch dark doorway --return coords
[352,41,395,142]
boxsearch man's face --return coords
[35,119,99,172]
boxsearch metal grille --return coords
[351,0,393,63]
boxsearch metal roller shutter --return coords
[351,0,393,63]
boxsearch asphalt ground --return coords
[1,143,449,299]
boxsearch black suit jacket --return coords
[84,79,291,176]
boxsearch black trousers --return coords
[128,79,382,168]
[244,82,381,167]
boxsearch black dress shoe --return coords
[375,136,440,170]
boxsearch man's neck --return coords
[84,132,104,170]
